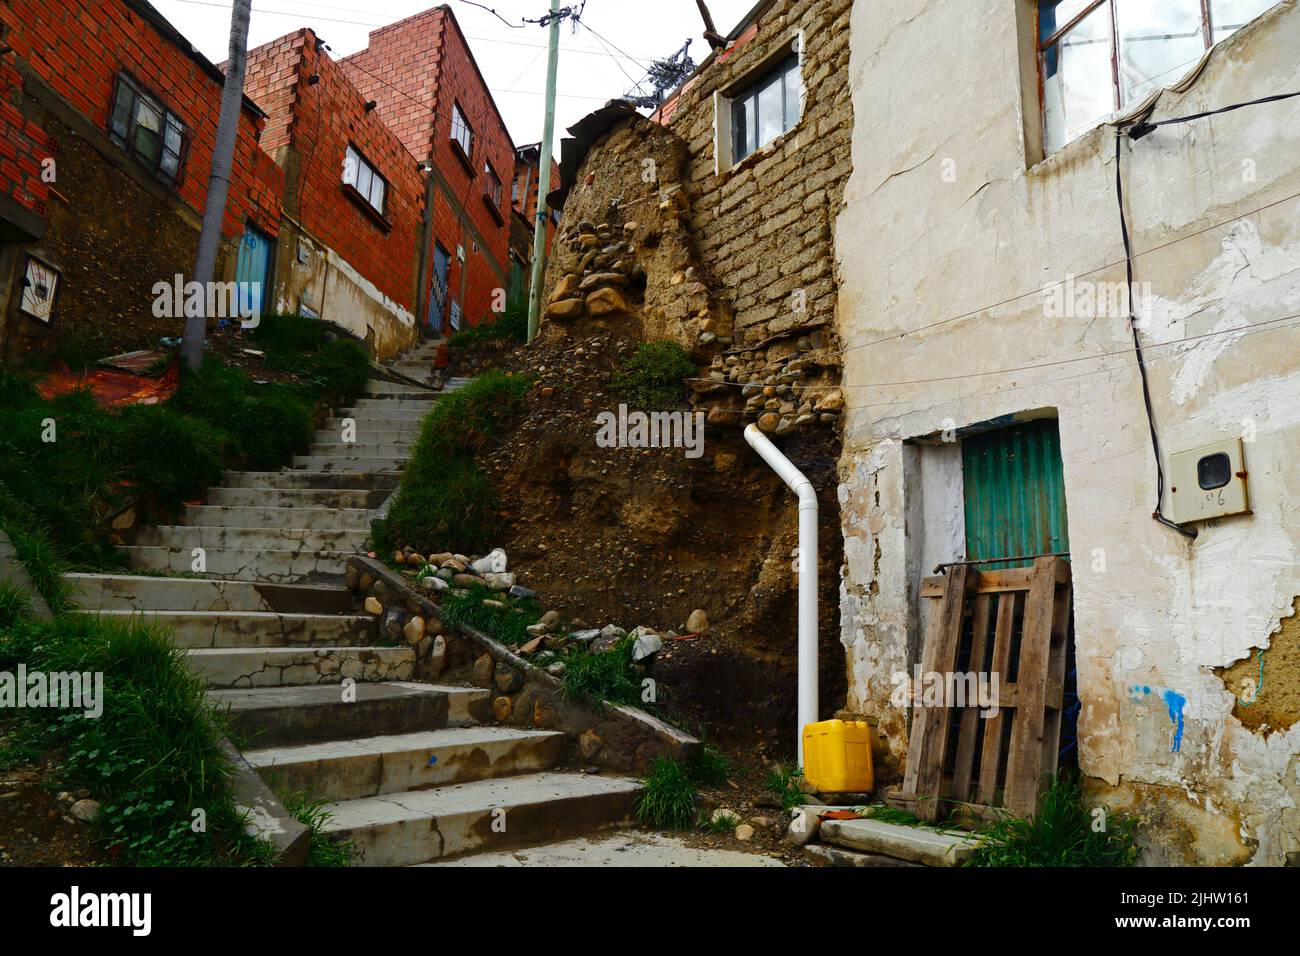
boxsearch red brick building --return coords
[243,28,425,356]
[342,6,515,335]
[0,0,284,360]
[509,141,560,300]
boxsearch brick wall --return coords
[3,0,282,237]
[343,6,513,330]
[0,59,51,219]
[246,29,424,313]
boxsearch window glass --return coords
[1041,1,1114,154]
[756,73,785,148]
[356,161,372,201]
[133,94,163,165]
[111,80,134,141]
[343,145,359,186]
[1117,0,1205,105]
[730,55,801,164]
[1211,0,1278,42]
[369,173,385,211]
[783,58,804,128]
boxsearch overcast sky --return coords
[150,0,759,148]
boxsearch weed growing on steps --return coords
[636,747,739,830]
[0,582,30,628]
[373,369,534,556]
[0,611,269,865]
[611,340,698,409]
[763,763,806,812]
[965,772,1139,867]
[701,809,741,834]
[557,637,641,706]
[279,791,357,867]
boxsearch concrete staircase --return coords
[69,336,642,865]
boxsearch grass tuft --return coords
[635,757,698,830]
[965,772,1139,867]
[612,340,697,408]
[763,763,806,812]
[280,791,358,867]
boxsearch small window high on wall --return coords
[714,38,805,170]
[1038,0,1280,154]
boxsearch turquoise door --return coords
[235,223,273,321]
[962,419,1070,569]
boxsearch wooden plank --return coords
[1039,569,1073,780]
[948,592,991,804]
[985,679,1064,711]
[1002,557,1058,815]
[908,565,970,820]
[977,590,1016,806]
[921,566,1038,598]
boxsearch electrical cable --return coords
[1129,90,1300,139]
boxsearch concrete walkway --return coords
[422,830,787,867]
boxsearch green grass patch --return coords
[437,584,542,646]
[612,340,697,408]
[763,763,806,812]
[965,773,1138,867]
[373,369,533,556]
[701,809,741,834]
[635,756,698,830]
[0,582,30,628]
[0,611,268,865]
[685,743,731,787]
[448,302,527,348]
[557,637,642,707]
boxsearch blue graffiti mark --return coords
[427,755,438,766]
[1161,689,1186,753]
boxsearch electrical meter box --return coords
[1168,438,1250,524]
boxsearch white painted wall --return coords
[837,0,1300,863]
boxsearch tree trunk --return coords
[181,0,253,372]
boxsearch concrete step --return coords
[66,573,354,613]
[802,843,924,867]
[181,505,374,531]
[322,771,642,866]
[818,818,979,867]
[362,387,440,401]
[121,546,352,582]
[205,486,386,509]
[245,727,566,801]
[304,443,411,459]
[83,609,376,648]
[211,682,491,748]
[219,470,400,491]
[189,645,415,689]
[323,417,425,435]
[134,525,369,552]
[313,429,416,447]
[291,456,406,473]
[339,403,432,420]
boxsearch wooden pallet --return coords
[898,557,1071,820]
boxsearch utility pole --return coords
[525,0,562,344]
[182,0,253,372]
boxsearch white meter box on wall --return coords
[1168,438,1250,524]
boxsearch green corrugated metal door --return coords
[962,419,1069,569]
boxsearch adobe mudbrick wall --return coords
[0,0,283,360]
[543,0,852,437]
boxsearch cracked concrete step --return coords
[211,682,491,748]
[181,505,374,531]
[340,403,433,420]
[83,609,376,648]
[189,645,415,689]
[313,429,416,446]
[305,442,412,459]
[322,416,424,434]
[219,470,400,490]
[205,486,386,509]
[291,456,406,472]
[121,546,352,581]
[66,573,355,613]
[134,525,369,551]
[818,818,980,867]
[323,771,642,866]
[245,727,566,801]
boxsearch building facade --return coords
[342,6,515,337]
[835,0,1300,864]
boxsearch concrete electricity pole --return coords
[182,0,253,371]
[525,0,562,344]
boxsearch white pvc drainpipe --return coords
[743,423,818,766]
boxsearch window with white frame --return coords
[1038,0,1281,154]
[725,51,803,166]
[451,103,473,159]
[109,73,187,183]
[485,161,502,207]
[342,144,386,215]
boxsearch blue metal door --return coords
[235,223,272,321]
[428,243,450,333]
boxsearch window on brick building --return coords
[451,103,474,160]
[483,161,504,223]
[109,73,187,183]
[343,144,387,215]
[1037,0,1281,154]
